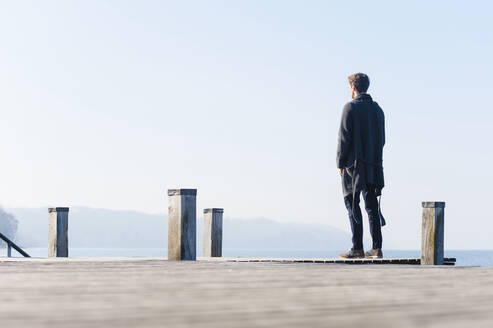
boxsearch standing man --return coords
[337,73,386,259]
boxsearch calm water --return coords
[5,248,492,267]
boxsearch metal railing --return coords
[0,232,30,258]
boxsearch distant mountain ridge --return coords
[7,207,352,252]
[0,208,18,247]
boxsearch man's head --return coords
[348,73,370,99]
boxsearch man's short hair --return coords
[348,73,370,93]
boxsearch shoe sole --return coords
[365,255,383,259]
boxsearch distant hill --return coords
[0,208,18,247]
[7,207,351,252]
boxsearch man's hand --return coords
[339,168,343,176]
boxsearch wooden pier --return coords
[1,257,492,328]
[0,196,477,326]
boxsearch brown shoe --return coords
[365,248,383,259]
[339,248,365,259]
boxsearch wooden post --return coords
[421,202,445,265]
[203,208,223,257]
[48,207,69,257]
[168,189,197,260]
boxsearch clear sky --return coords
[1,1,492,249]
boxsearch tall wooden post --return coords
[48,207,69,257]
[203,208,223,257]
[168,189,197,260]
[421,202,445,265]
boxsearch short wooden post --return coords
[203,208,223,257]
[48,207,69,257]
[421,202,445,265]
[168,189,197,260]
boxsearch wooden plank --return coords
[0,258,489,328]
[209,257,455,266]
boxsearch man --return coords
[336,73,386,259]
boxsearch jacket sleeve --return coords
[336,103,352,169]
[382,110,386,146]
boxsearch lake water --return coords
[6,248,492,267]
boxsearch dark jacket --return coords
[336,94,385,197]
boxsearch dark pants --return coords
[344,186,383,250]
